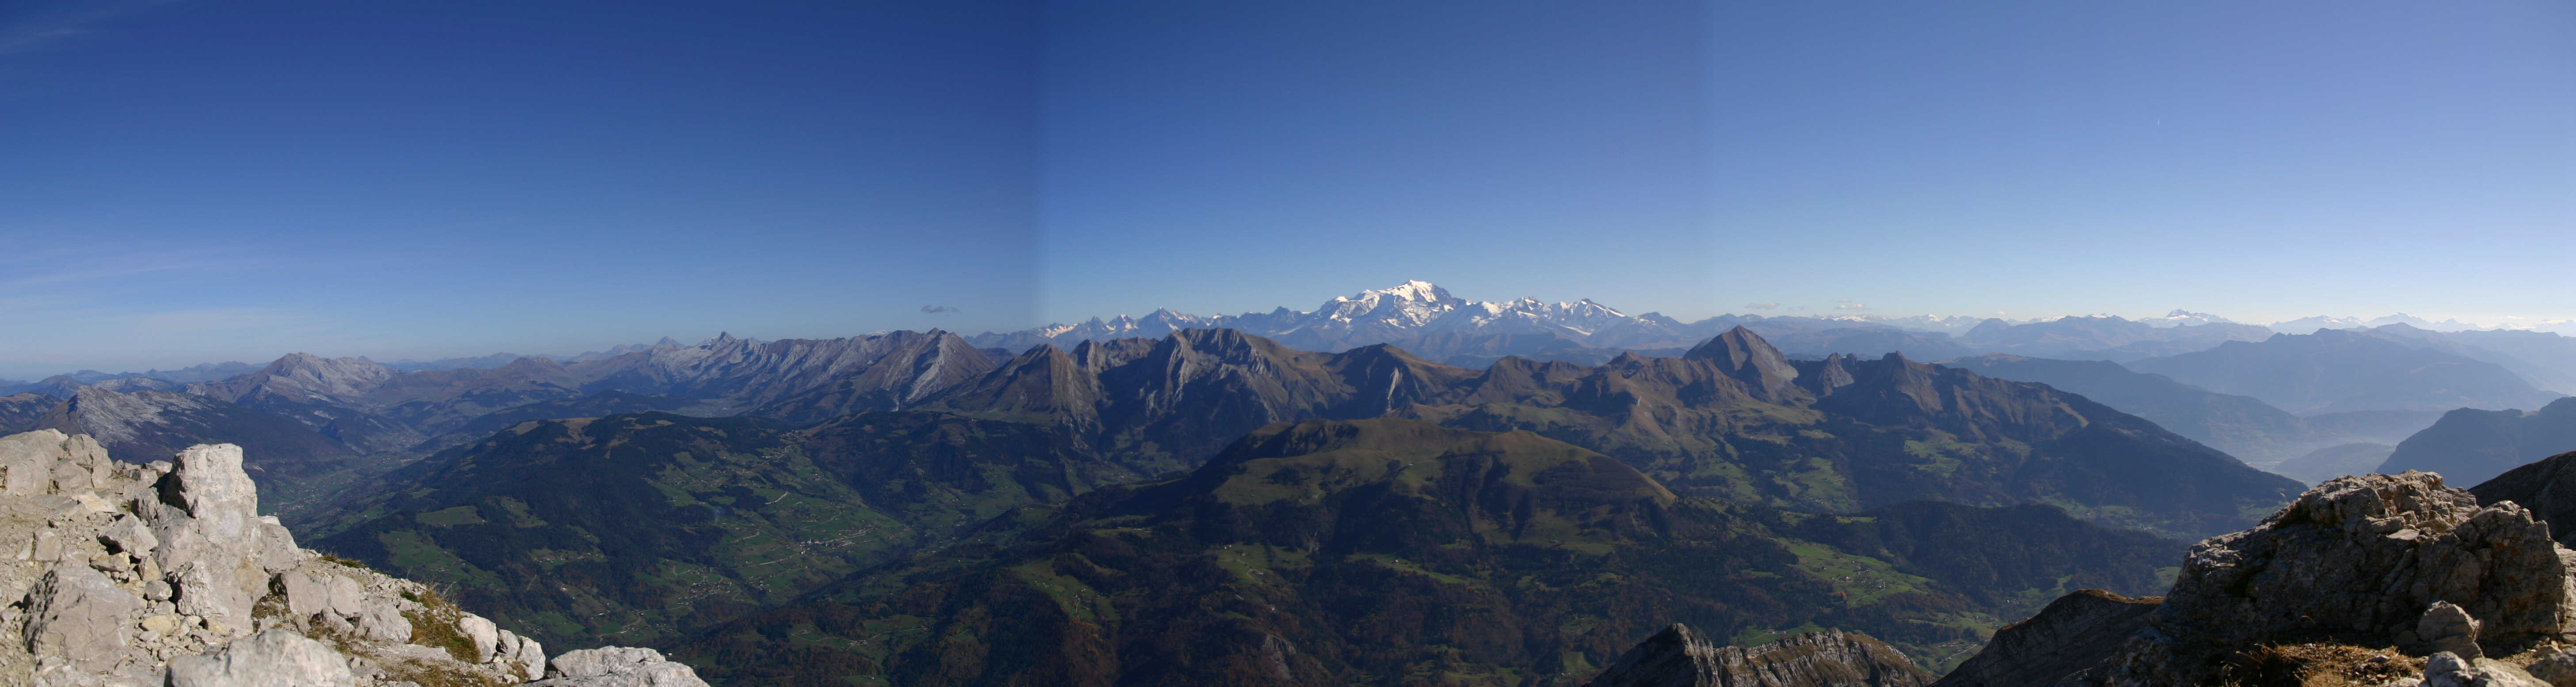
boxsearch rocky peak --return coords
[0,429,708,687]
[252,353,400,400]
[1584,623,1931,687]
[1683,326,1801,396]
[1795,353,1861,395]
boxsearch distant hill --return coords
[1957,316,2272,362]
[670,419,2184,685]
[2274,443,2397,484]
[2129,329,2566,414]
[2376,397,2576,486]
[1937,354,2435,471]
[33,387,355,479]
[0,393,51,433]
[2363,324,2576,395]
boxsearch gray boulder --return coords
[530,646,712,687]
[2422,651,2549,687]
[2422,600,2486,659]
[19,562,144,674]
[458,613,500,663]
[2523,647,2576,686]
[166,629,355,687]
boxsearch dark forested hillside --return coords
[670,419,2182,686]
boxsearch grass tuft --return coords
[401,586,484,664]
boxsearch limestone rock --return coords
[2422,651,2549,687]
[166,629,355,687]
[19,562,143,675]
[2469,451,2576,548]
[2098,471,2576,686]
[496,629,546,681]
[1929,589,2161,687]
[0,432,708,687]
[1935,471,2576,687]
[2422,601,2485,659]
[2523,647,2576,686]
[1585,624,1930,687]
[529,646,712,687]
[458,614,499,663]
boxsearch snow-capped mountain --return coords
[2142,309,2240,327]
[968,281,1716,352]
[2265,314,2543,334]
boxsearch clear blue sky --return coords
[4,0,2570,377]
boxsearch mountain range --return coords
[1937,354,2439,472]
[265,325,2303,680]
[2130,328,2568,414]
[955,282,2284,365]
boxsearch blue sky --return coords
[3,0,2570,376]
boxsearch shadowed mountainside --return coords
[2378,397,2576,487]
[670,419,2182,686]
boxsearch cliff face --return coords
[1584,624,1931,687]
[0,429,705,687]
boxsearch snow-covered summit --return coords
[972,281,1703,350]
[2143,309,2240,327]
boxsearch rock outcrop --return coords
[0,429,707,687]
[2469,450,2576,549]
[1585,624,1931,687]
[1933,471,2576,687]
[527,647,708,687]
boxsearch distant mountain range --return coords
[2130,328,2568,414]
[1935,354,2437,472]
[957,281,2286,365]
[17,281,2576,387]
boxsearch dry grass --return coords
[401,586,482,664]
[2220,643,2424,687]
[318,553,373,570]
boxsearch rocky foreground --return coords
[0,429,708,687]
[1596,467,2576,687]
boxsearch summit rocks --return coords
[1934,471,2576,686]
[0,429,705,687]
